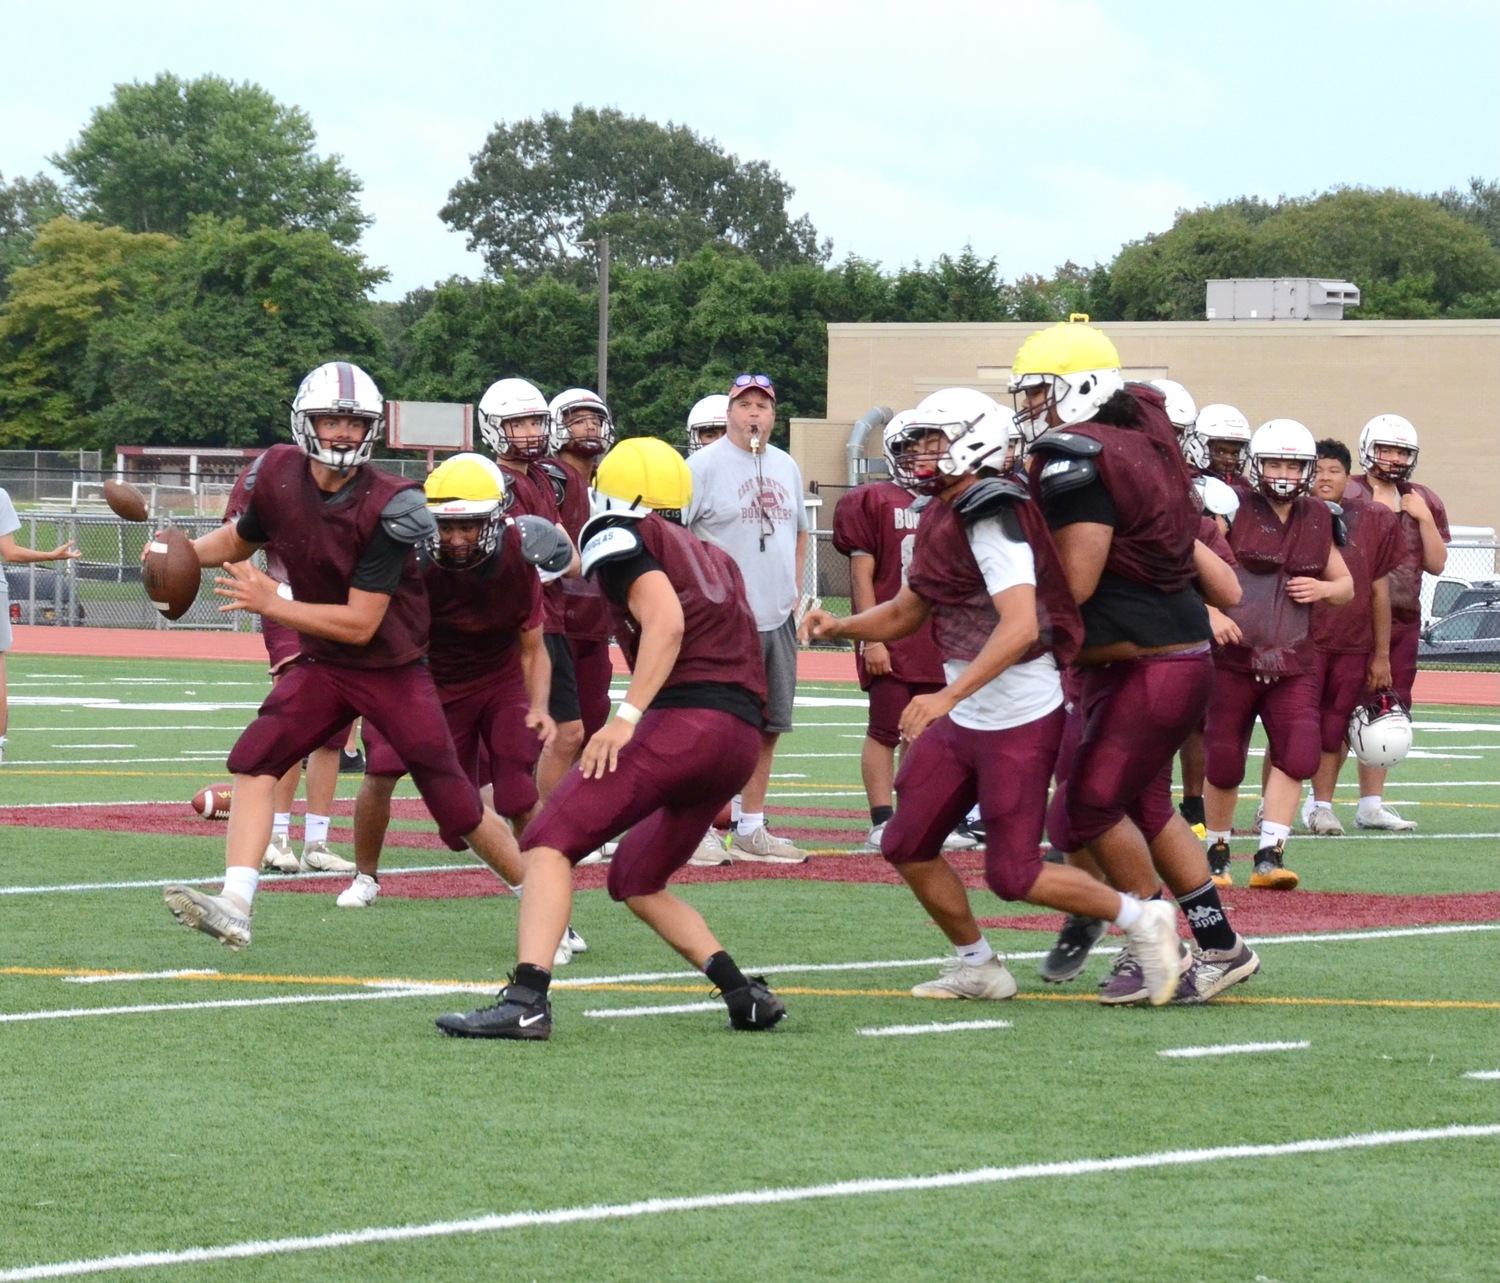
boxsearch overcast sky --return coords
[4,0,1497,301]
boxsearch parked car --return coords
[1428,576,1500,622]
[4,567,82,626]
[1419,603,1500,666]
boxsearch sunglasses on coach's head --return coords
[732,373,775,391]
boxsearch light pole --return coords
[596,233,610,402]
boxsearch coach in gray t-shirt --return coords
[685,374,810,863]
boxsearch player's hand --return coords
[899,690,956,743]
[48,541,80,561]
[1285,575,1326,604]
[862,640,892,677]
[213,559,277,615]
[1399,490,1431,522]
[580,718,634,778]
[526,707,558,753]
[1208,606,1241,646]
[1367,656,1393,690]
[798,608,840,644]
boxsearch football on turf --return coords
[142,527,201,620]
[102,479,149,521]
[191,783,233,820]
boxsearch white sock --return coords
[305,814,331,844]
[1205,829,1231,845]
[955,937,995,966]
[272,812,292,839]
[1312,800,1333,812]
[1358,794,1383,815]
[737,811,764,837]
[1259,820,1291,849]
[730,795,743,825]
[223,865,259,909]
[1113,894,1143,930]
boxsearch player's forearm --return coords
[192,523,258,568]
[519,628,551,712]
[1418,522,1447,575]
[1370,577,1392,658]
[258,597,389,646]
[838,591,927,644]
[619,620,681,713]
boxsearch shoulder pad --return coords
[909,494,933,514]
[1324,500,1348,547]
[239,452,267,494]
[536,459,569,508]
[1036,455,1099,500]
[952,476,1029,542]
[381,487,437,545]
[1029,431,1103,459]
[510,513,574,574]
[580,522,644,578]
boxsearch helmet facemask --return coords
[482,412,551,462]
[1249,453,1315,501]
[1365,441,1419,484]
[294,411,382,473]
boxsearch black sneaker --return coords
[1249,843,1299,891]
[340,747,366,774]
[1178,796,1205,828]
[435,982,552,1040]
[1039,915,1109,983]
[1207,840,1233,887]
[723,976,786,1031]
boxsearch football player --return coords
[803,396,1185,1006]
[160,363,549,950]
[1201,420,1353,887]
[1191,403,1255,497]
[1013,318,1259,1004]
[1337,415,1449,829]
[685,394,729,453]
[435,438,786,1040]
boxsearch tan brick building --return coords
[791,319,1500,532]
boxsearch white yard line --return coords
[583,1001,724,1018]
[0,1125,1492,1281]
[1462,1070,1500,1080]
[0,862,485,896]
[64,970,217,985]
[1158,1040,1310,1059]
[0,988,429,1024]
[859,1020,1013,1037]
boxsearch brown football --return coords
[190,783,234,820]
[103,479,149,521]
[142,527,201,621]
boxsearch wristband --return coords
[616,702,644,725]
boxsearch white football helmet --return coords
[1248,419,1318,501]
[686,394,730,452]
[478,378,551,461]
[1150,378,1205,467]
[1193,403,1253,480]
[1347,690,1413,768]
[1358,413,1420,483]
[887,389,1018,493]
[289,361,384,472]
[548,388,615,458]
[1192,474,1241,523]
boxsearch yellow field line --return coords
[3,966,1493,1009]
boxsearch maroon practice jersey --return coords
[228,460,299,669]
[1343,476,1450,624]
[423,523,543,697]
[1218,492,1335,677]
[906,488,1082,669]
[1312,496,1402,655]
[549,461,613,642]
[831,481,944,686]
[1198,514,1239,569]
[605,515,768,704]
[241,445,430,669]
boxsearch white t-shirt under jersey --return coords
[944,519,1064,732]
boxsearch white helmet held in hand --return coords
[548,387,615,458]
[1347,689,1413,768]
[1248,418,1318,501]
[1358,413,1420,483]
[290,362,384,472]
[479,378,551,461]
[686,394,730,452]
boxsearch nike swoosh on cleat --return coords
[518,1012,546,1028]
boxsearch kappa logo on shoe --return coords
[518,1012,547,1028]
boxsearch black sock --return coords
[1176,881,1237,953]
[1178,796,1205,826]
[870,805,894,826]
[704,951,749,995]
[514,962,552,997]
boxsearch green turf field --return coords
[0,655,1496,1281]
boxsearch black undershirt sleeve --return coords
[1041,475,1118,529]
[236,500,269,545]
[595,549,665,606]
[350,527,412,595]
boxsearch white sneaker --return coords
[300,841,356,872]
[563,924,588,955]
[553,938,574,968]
[261,834,300,874]
[911,955,1017,1000]
[727,825,808,865]
[336,873,379,908]
[863,822,886,853]
[1121,900,1183,1007]
[1253,802,1265,830]
[163,885,252,950]
[577,849,606,866]
[688,829,732,867]
[1356,805,1417,832]
[1305,807,1345,836]
[601,839,620,857]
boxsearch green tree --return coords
[441,106,827,281]
[1434,177,1500,255]
[1105,187,1500,320]
[0,171,70,300]
[53,73,368,245]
